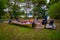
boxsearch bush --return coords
[48,1,60,19]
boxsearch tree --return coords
[32,0,46,18]
[0,0,8,19]
[18,0,25,2]
[48,1,60,19]
[12,5,20,18]
[7,0,25,19]
[49,0,59,5]
[12,4,25,18]
[31,0,46,6]
[47,0,60,8]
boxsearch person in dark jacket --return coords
[49,19,54,26]
[44,15,47,20]
[42,19,47,28]
[46,19,56,29]
[32,22,36,28]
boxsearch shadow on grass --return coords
[10,23,32,29]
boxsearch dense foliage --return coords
[0,0,8,19]
[0,0,60,19]
[48,1,60,19]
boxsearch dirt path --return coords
[34,23,44,31]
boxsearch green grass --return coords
[0,20,60,40]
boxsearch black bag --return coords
[42,19,47,25]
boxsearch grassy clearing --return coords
[0,20,60,40]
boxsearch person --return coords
[18,19,21,22]
[46,19,56,29]
[44,15,47,20]
[9,19,11,23]
[43,15,48,28]
[49,20,53,25]
[49,19,56,29]
[16,16,19,21]
[42,19,47,28]
[29,18,34,23]
[32,22,36,28]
